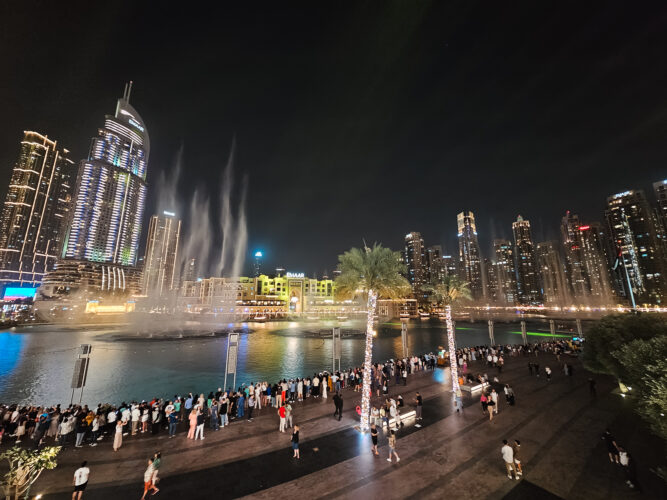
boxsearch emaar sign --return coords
[286,272,305,278]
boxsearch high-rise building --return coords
[605,189,667,304]
[512,215,542,305]
[442,254,457,277]
[142,211,181,297]
[0,132,74,290]
[183,258,198,283]
[39,84,149,300]
[561,212,614,306]
[493,239,517,305]
[426,245,445,284]
[536,241,570,306]
[64,83,148,267]
[457,211,484,299]
[404,232,426,290]
[253,251,263,277]
[654,179,667,229]
[483,257,499,303]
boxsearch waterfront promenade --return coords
[27,352,666,499]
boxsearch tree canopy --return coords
[584,314,667,440]
[424,276,472,307]
[335,243,410,300]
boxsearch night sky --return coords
[2,2,667,276]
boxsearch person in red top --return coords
[278,405,286,433]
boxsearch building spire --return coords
[122,81,134,102]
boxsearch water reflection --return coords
[0,318,574,405]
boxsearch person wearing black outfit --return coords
[291,425,300,458]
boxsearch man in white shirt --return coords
[501,440,519,480]
[73,461,90,499]
[131,405,141,435]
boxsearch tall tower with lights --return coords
[64,82,148,267]
[142,211,181,297]
[457,211,484,299]
[254,251,263,277]
[512,215,542,305]
[0,132,74,291]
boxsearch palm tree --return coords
[425,276,472,393]
[335,243,410,431]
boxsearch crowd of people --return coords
[2,337,640,496]
[0,352,441,454]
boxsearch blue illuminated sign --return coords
[3,287,37,301]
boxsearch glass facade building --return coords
[64,84,149,267]
[0,132,73,289]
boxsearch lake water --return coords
[0,317,575,406]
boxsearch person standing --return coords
[220,396,229,427]
[187,409,198,439]
[386,430,400,463]
[168,411,178,438]
[291,425,300,459]
[194,409,205,440]
[545,366,552,381]
[285,403,293,429]
[247,394,255,421]
[490,389,499,414]
[151,452,161,488]
[210,400,219,430]
[113,420,125,452]
[602,429,619,463]
[414,392,423,421]
[278,405,286,433]
[333,393,341,419]
[502,440,519,480]
[370,423,379,456]
[72,461,89,500]
[455,388,463,413]
[512,440,523,476]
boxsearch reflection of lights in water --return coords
[289,322,298,329]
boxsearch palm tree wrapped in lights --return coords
[335,243,410,432]
[425,276,472,393]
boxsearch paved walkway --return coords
[26,352,666,499]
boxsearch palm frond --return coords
[335,243,410,300]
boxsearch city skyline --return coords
[3,3,667,274]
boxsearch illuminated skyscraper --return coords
[0,132,73,290]
[404,232,426,290]
[64,83,148,267]
[426,245,445,284]
[536,241,570,306]
[39,84,148,299]
[561,211,614,306]
[493,239,517,305]
[605,190,667,304]
[254,251,263,277]
[142,211,181,297]
[457,211,483,299]
[512,215,542,305]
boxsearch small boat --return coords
[419,313,430,320]
[252,316,267,322]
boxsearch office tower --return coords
[182,258,198,283]
[512,215,542,305]
[0,132,73,290]
[605,189,667,304]
[426,245,445,284]
[483,257,499,302]
[654,180,667,229]
[457,211,484,299]
[493,239,517,305]
[536,241,570,306]
[562,211,615,306]
[64,83,148,267]
[254,251,263,277]
[442,254,457,277]
[142,211,181,296]
[404,232,426,289]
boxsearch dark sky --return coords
[2,1,667,276]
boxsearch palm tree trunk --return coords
[360,290,377,432]
[445,304,460,393]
